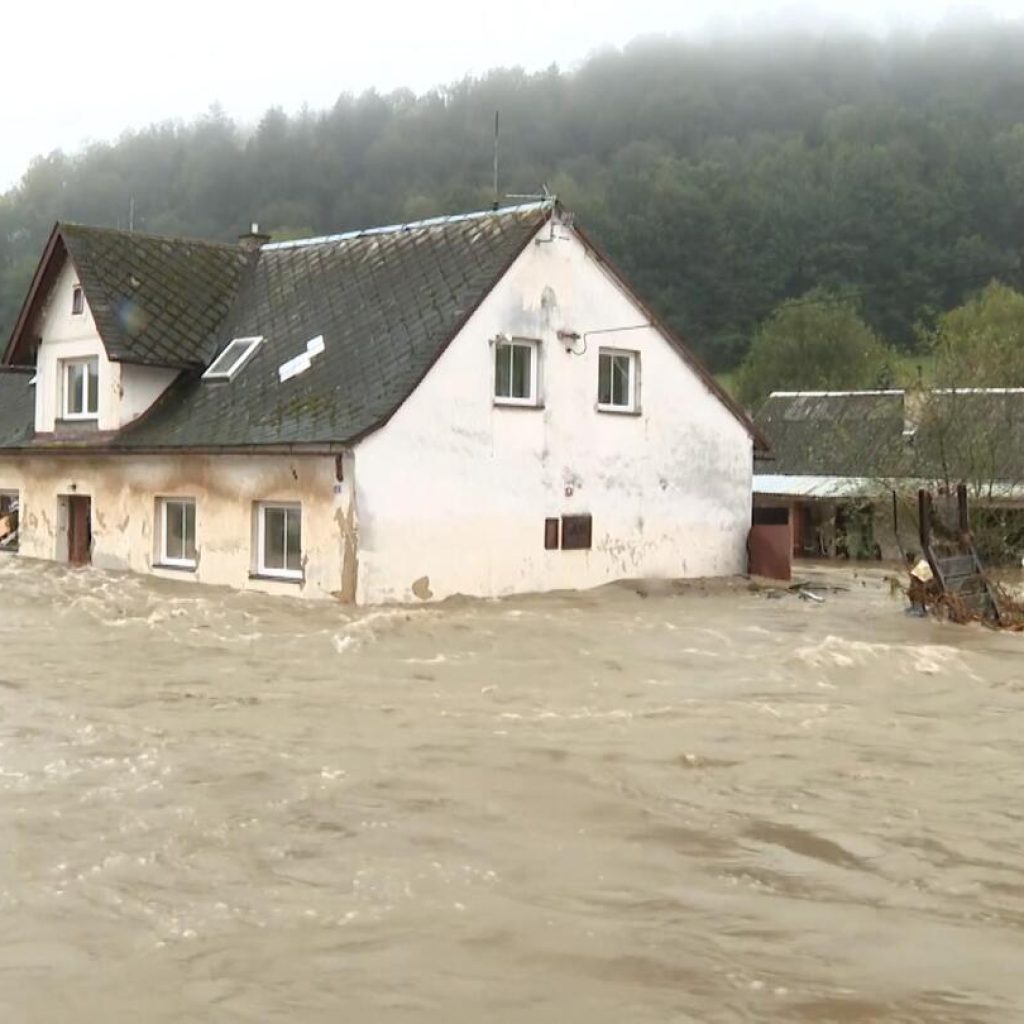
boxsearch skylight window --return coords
[278,335,325,383]
[203,336,263,381]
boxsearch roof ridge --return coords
[768,388,1024,399]
[261,200,554,252]
[59,221,245,252]
[769,389,905,398]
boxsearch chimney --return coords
[238,222,271,252]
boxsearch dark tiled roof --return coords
[0,369,35,448]
[117,204,550,447]
[61,224,253,368]
[755,389,1024,482]
[2,201,761,453]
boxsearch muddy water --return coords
[1,560,1023,1023]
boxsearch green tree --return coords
[4,27,1024,370]
[929,281,1024,386]
[736,291,893,408]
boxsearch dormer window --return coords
[62,357,99,420]
[71,286,84,316]
[203,336,263,381]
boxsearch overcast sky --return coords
[1,0,1022,189]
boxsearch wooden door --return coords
[68,496,92,566]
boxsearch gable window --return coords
[62,357,100,419]
[256,502,302,580]
[598,349,639,413]
[494,337,539,406]
[71,286,84,316]
[157,498,197,569]
[203,336,263,381]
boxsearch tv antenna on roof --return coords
[506,184,557,203]
[492,111,500,211]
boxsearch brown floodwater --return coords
[1,558,1022,1023]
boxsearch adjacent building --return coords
[753,387,1024,562]
[0,201,763,603]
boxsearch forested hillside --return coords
[4,24,1024,371]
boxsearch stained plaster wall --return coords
[0,453,355,600]
[354,219,754,604]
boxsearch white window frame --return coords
[493,337,540,407]
[256,502,303,580]
[62,357,100,420]
[597,348,640,414]
[203,336,264,381]
[71,285,84,316]
[157,497,197,569]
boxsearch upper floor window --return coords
[62,357,99,420]
[598,349,639,413]
[71,286,84,316]
[494,337,539,406]
[157,497,197,569]
[256,502,302,580]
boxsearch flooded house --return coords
[753,387,1024,563]
[0,201,763,603]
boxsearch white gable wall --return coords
[354,221,753,604]
[34,259,113,432]
[120,363,180,423]
[33,258,177,432]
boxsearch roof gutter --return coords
[0,442,352,457]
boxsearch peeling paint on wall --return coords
[0,453,348,601]
[354,223,753,604]
[336,501,359,603]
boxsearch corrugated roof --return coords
[754,391,906,477]
[754,388,1024,484]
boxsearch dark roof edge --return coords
[2,223,63,365]
[0,442,348,456]
[108,354,201,370]
[571,221,769,453]
[0,365,34,375]
[262,199,555,251]
[58,221,246,252]
[340,205,556,448]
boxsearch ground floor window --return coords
[256,502,302,579]
[157,497,197,568]
[0,491,19,551]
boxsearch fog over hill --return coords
[4,19,1024,371]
